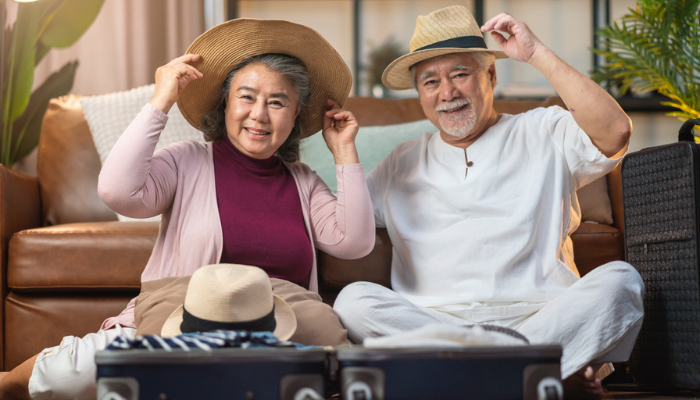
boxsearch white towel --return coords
[363,323,528,348]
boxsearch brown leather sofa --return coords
[0,95,624,371]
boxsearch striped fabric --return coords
[106,330,310,351]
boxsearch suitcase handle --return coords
[678,118,700,142]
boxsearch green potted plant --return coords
[2,0,104,168]
[364,37,406,98]
[592,0,700,136]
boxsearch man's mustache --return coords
[436,99,471,112]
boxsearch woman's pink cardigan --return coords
[97,104,375,330]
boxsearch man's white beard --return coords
[436,98,476,138]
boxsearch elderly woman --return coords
[0,18,374,400]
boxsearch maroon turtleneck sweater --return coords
[213,137,313,288]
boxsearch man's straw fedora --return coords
[161,264,297,341]
[177,18,352,137]
[382,5,507,90]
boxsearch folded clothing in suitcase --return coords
[335,345,562,400]
[96,330,327,400]
[622,119,700,390]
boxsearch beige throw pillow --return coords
[577,176,613,225]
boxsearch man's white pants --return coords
[28,325,137,400]
[333,261,645,378]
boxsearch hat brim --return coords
[177,18,352,138]
[160,294,297,341]
[382,48,507,91]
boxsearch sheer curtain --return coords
[33,0,205,95]
[11,0,205,174]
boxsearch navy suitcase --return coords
[96,342,562,399]
[96,347,328,400]
[335,345,563,400]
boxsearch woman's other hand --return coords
[149,54,203,114]
[322,99,360,165]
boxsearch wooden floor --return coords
[604,385,700,399]
[605,393,700,399]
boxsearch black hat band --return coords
[180,305,277,333]
[414,35,488,52]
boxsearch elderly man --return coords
[333,5,644,398]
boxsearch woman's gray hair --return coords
[410,52,496,89]
[201,53,311,163]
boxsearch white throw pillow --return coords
[80,84,202,221]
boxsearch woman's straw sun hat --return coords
[161,264,297,341]
[382,5,507,90]
[177,18,352,137]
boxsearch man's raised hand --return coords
[481,14,544,64]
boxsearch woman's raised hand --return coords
[149,54,203,114]
[322,99,360,165]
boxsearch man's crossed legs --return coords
[334,261,644,386]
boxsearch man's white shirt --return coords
[367,106,622,324]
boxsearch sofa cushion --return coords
[8,221,158,291]
[316,223,624,295]
[4,293,135,370]
[493,96,566,115]
[318,228,393,290]
[570,222,624,277]
[38,95,118,225]
[344,96,427,126]
[343,96,567,131]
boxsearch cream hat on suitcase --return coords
[382,5,507,90]
[161,264,296,341]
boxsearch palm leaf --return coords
[3,2,40,122]
[39,0,105,48]
[8,60,78,163]
[2,2,41,166]
[591,0,700,125]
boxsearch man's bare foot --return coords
[563,365,604,399]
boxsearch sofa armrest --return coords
[0,166,41,272]
[0,165,41,370]
[607,163,624,235]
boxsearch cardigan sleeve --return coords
[98,103,179,218]
[306,163,375,259]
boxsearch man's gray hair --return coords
[410,52,496,89]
